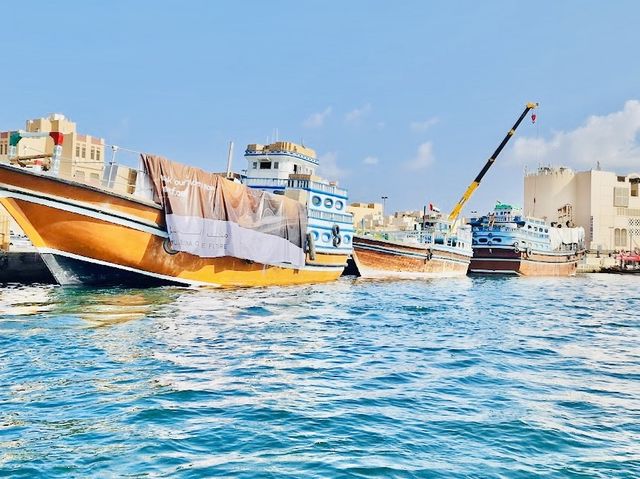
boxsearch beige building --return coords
[0,114,139,244]
[348,202,432,232]
[348,202,384,230]
[524,166,640,252]
[0,113,107,183]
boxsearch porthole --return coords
[321,232,331,243]
[312,230,319,240]
[343,235,351,244]
[335,200,344,210]
[324,198,334,208]
[312,196,322,207]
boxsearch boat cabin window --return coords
[252,162,257,169]
[273,162,279,169]
[260,162,271,169]
[478,238,488,243]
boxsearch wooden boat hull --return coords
[469,246,581,276]
[352,235,471,278]
[0,165,347,287]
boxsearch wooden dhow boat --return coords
[350,102,539,279]
[0,139,353,287]
[352,214,473,278]
[468,202,585,276]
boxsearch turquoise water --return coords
[0,275,639,478]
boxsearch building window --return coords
[90,147,95,160]
[631,181,639,197]
[614,228,628,247]
[82,146,86,158]
[259,162,271,169]
[614,187,629,207]
[75,171,86,182]
[96,149,101,162]
[617,176,626,182]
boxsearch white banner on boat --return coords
[166,214,305,267]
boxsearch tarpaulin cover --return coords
[142,154,307,268]
[549,226,585,251]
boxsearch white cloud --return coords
[318,152,349,179]
[404,142,435,171]
[345,103,372,123]
[363,156,379,165]
[510,100,640,170]
[410,117,439,132]
[303,107,332,128]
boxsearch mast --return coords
[226,141,234,179]
[448,102,538,224]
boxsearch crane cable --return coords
[531,105,540,217]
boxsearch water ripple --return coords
[0,275,639,477]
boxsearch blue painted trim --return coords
[304,188,348,200]
[308,224,355,231]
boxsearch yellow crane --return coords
[448,102,538,223]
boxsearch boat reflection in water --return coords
[50,287,185,327]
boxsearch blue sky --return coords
[3,1,640,214]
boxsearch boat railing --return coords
[243,177,289,189]
[243,177,347,196]
[308,209,353,224]
[5,152,158,202]
[358,227,470,247]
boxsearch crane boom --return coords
[447,102,538,223]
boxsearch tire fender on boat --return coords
[426,249,433,261]
[333,235,342,247]
[163,238,179,255]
